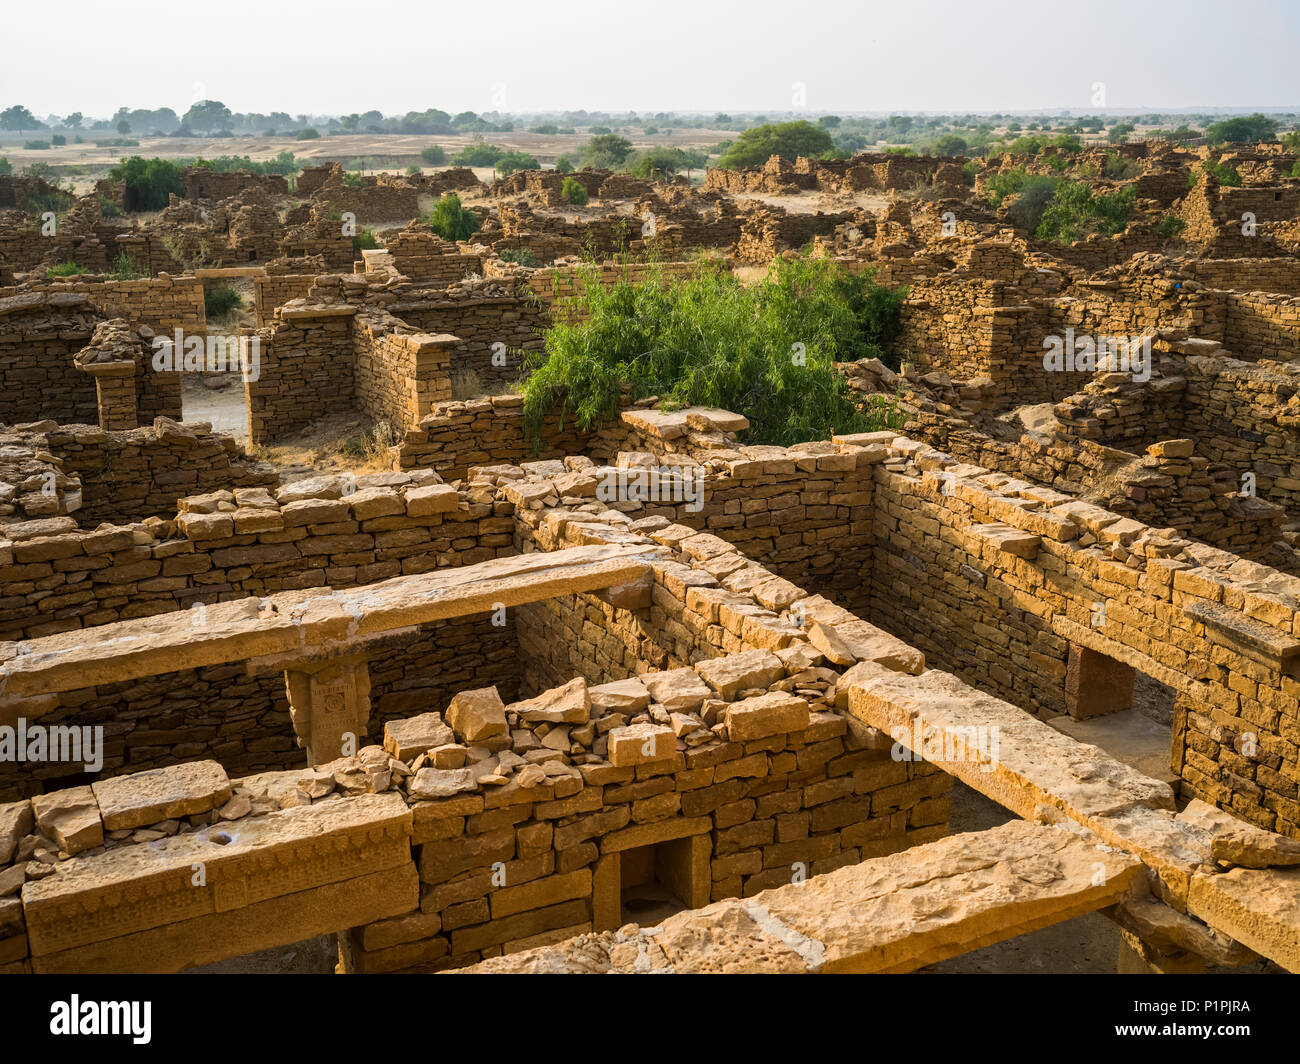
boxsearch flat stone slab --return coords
[23,792,411,960]
[1187,866,1300,973]
[92,760,232,831]
[0,544,662,709]
[837,660,1254,918]
[845,661,1175,824]
[458,821,1141,973]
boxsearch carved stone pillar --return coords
[284,655,372,766]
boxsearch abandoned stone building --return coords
[0,138,1298,977]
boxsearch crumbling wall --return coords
[39,419,278,525]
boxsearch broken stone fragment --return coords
[607,723,676,767]
[296,769,335,801]
[1177,800,1300,869]
[589,678,650,714]
[724,691,811,742]
[0,864,25,898]
[218,794,253,820]
[639,669,711,714]
[0,800,34,865]
[512,677,590,724]
[383,712,456,761]
[445,686,508,744]
[31,787,102,856]
[409,767,479,800]
[694,649,785,700]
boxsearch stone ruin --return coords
[0,140,1299,977]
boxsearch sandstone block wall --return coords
[247,306,357,443]
[39,420,278,526]
[863,434,1300,838]
[253,273,317,327]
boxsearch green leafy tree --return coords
[295,127,320,140]
[714,121,834,168]
[452,141,503,166]
[183,100,233,132]
[116,119,131,135]
[63,112,82,129]
[109,156,183,211]
[496,150,540,176]
[582,134,634,169]
[420,145,447,165]
[1205,113,1278,145]
[554,154,574,173]
[629,147,690,179]
[522,258,906,449]
[426,193,481,241]
[932,134,968,155]
[0,105,39,132]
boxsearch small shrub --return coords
[1102,150,1140,180]
[204,283,241,319]
[45,262,84,278]
[23,140,50,150]
[1203,160,1243,187]
[499,248,538,267]
[984,167,1032,207]
[495,150,540,176]
[420,145,447,165]
[341,420,398,460]
[1157,214,1187,240]
[554,154,574,174]
[405,164,420,175]
[961,160,978,187]
[426,193,481,242]
[353,227,379,253]
[51,134,66,146]
[98,196,122,218]
[561,176,589,205]
[1036,182,1135,244]
[107,252,146,280]
[295,127,320,140]
[342,170,365,187]
[0,157,11,175]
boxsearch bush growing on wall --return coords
[521,257,907,448]
[561,176,588,205]
[109,156,183,211]
[426,193,481,242]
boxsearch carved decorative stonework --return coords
[284,655,372,766]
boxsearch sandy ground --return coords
[729,188,893,216]
[0,127,732,192]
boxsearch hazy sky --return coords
[5,0,1298,118]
